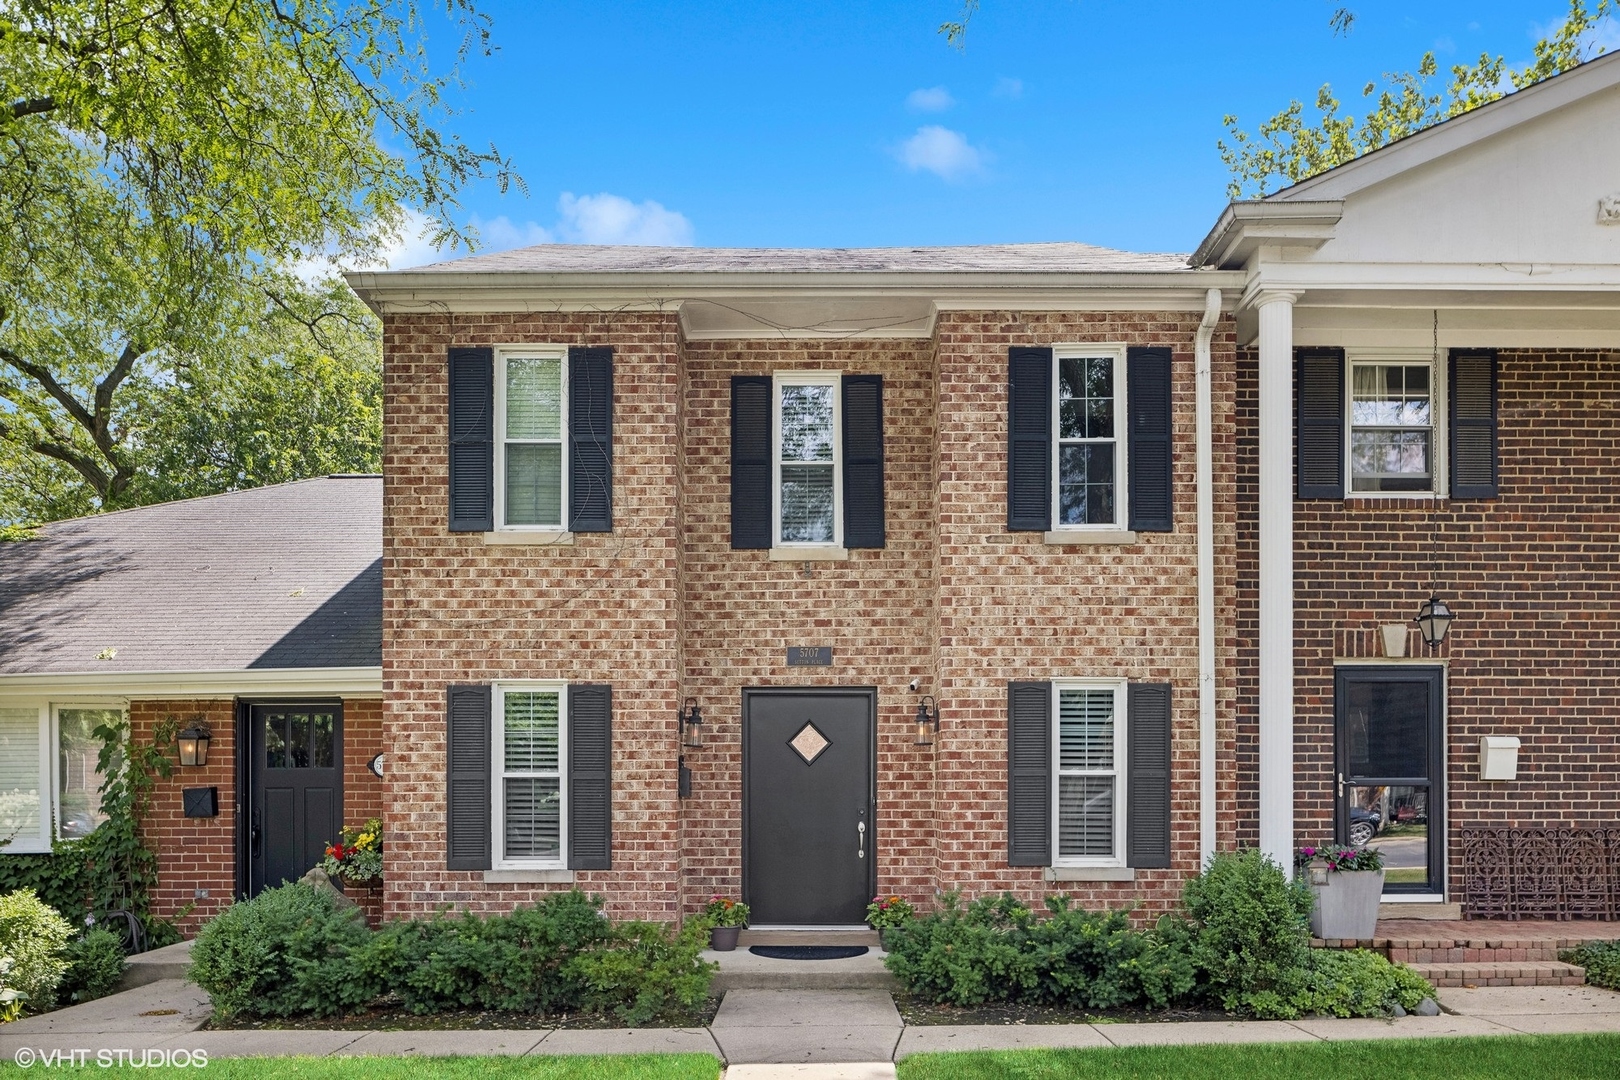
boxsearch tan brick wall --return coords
[381,309,1239,923]
[933,311,1240,917]
[1234,348,1620,896]
[381,312,685,922]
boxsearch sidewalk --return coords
[2,981,1617,1063]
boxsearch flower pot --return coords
[709,925,742,951]
[1309,868,1386,939]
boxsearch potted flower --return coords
[865,894,914,949]
[703,895,749,951]
[1297,844,1385,939]
[322,818,384,888]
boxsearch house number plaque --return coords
[786,646,832,666]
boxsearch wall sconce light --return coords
[1414,596,1455,648]
[177,724,212,767]
[914,696,938,747]
[678,697,704,749]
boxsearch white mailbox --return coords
[1479,736,1521,781]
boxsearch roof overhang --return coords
[1190,201,1344,270]
[0,666,383,700]
[345,269,1249,338]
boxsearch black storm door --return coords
[1335,667,1444,895]
[743,688,875,925]
[249,702,343,895]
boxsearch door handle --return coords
[1337,772,1347,798]
[251,809,262,858]
[857,820,866,859]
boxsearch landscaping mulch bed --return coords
[209,995,723,1031]
[895,995,1235,1026]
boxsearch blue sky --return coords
[391,1,1614,262]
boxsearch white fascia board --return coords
[1190,202,1345,270]
[1269,52,1620,202]
[0,666,383,700]
[1248,261,1620,295]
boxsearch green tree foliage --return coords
[0,2,504,521]
[1221,1,1614,198]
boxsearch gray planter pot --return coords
[709,925,742,951]
[1309,868,1386,939]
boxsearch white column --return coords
[1255,290,1301,875]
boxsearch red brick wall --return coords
[932,311,1240,917]
[134,696,384,935]
[381,312,685,922]
[381,309,1239,923]
[1233,348,1620,895]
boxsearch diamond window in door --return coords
[789,722,831,764]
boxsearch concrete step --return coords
[113,939,193,993]
[739,929,880,947]
[706,947,898,992]
[1409,960,1587,988]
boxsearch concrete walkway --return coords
[3,980,1618,1063]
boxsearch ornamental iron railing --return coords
[1460,827,1620,920]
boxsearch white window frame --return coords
[1051,679,1128,869]
[491,681,568,870]
[494,346,570,531]
[772,371,843,550]
[0,699,126,855]
[1345,347,1446,500]
[1050,345,1128,531]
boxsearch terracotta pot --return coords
[709,925,742,951]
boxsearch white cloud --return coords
[363,209,446,270]
[896,125,986,181]
[906,86,955,112]
[556,192,695,245]
[992,76,1024,99]
[472,214,555,251]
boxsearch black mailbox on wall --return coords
[182,786,219,818]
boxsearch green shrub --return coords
[1181,849,1314,1018]
[1562,940,1620,990]
[568,918,716,1024]
[882,892,1041,1006]
[188,882,373,1019]
[1127,914,1199,1008]
[1295,948,1434,1017]
[60,927,127,1004]
[0,889,74,1013]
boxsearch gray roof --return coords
[406,241,1192,275]
[0,477,381,675]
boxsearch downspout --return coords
[1196,287,1222,867]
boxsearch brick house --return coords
[5,53,1618,929]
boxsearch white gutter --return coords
[0,667,383,699]
[1195,287,1222,866]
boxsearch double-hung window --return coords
[492,683,566,869]
[0,704,122,853]
[497,349,568,529]
[1053,348,1126,529]
[1350,357,1438,494]
[773,373,842,548]
[1052,681,1127,867]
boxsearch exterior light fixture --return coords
[1414,597,1455,649]
[678,697,704,749]
[177,724,212,767]
[914,696,938,747]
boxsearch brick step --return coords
[1408,960,1587,988]
[1388,943,1563,964]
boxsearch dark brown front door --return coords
[249,702,343,895]
[743,688,875,925]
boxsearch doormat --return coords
[748,945,870,961]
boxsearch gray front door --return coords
[249,702,343,895]
[743,688,875,925]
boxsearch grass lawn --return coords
[0,1052,719,1079]
[897,1034,1620,1080]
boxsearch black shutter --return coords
[1450,349,1499,499]
[842,374,885,549]
[567,684,612,870]
[1008,348,1053,531]
[1127,346,1174,531]
[1296,348,1345,499]
[1126,682,1172,870]
[448,347,495,531]
[446,684,492,871]
[569,346,614,532]
[1007,681,1052,866]
[731,376,772,549]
